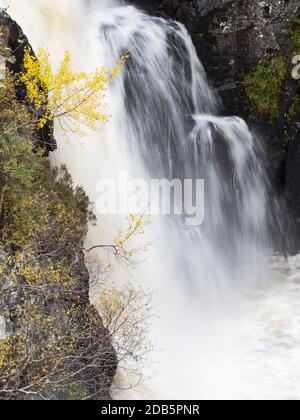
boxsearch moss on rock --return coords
[244,57,288,121]
[290,12,300,53]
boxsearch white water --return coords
[4,0,300,400]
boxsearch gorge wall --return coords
[0,9,117,400]
[0,10,57,153]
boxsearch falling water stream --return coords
[3,0,300,400]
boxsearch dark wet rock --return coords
[0,9,57,153]
[286,139,300,253]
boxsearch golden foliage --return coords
[19,47,127,133]
[112,214,152,266]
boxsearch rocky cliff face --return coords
[0,10,117,400]
[132,0,300,253]
[0,9,57,153]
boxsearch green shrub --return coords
[244,57,287,120]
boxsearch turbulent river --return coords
[4,0,300,400]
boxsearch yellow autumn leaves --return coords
[115,214,152,249]
[19,47,127,133]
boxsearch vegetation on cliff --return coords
[0,78,117,400]
[290,12,300,53]
[244,57,288,121]
[244,10,300,125]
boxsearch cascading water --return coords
[95,3,271,298]
[4,0,300,400]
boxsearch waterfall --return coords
[94,2,272,298]
[5,0,300,400]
